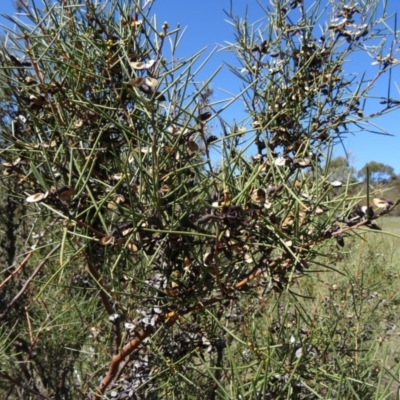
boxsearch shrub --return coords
[0,0,399,398]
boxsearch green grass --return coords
[299,216,400,399]
[379,216,400,236]
[358,217,400,399]
[227,216,400,399]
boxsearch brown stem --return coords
[93,314,179,400]
[0,247,34,290]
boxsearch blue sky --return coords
[2,0,400,175]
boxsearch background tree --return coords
[326,155,357,183]
[0,0,399,399]
[357,161,397,183]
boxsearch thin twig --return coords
[0,244,61,320]
[0,371,51,400]
[0,248,34,290]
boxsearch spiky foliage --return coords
[0,0,399,399]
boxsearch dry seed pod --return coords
[17,175,28,184]
[99,236,114,246]
[203,252,214,265]
[17,114,27,124]
[367,222,382,230]
[122,227,134,237]
[127,242,139,252]
[135,147,151,154]
[163,146,174,154]
[329,180,342,188]
[160,184,171,193]
[131,20,143,28]
[282,216,294,228]
[26,192,48,203]
[361,205,374,219]
[336,234,344,247]
[29,94,45,105]
[251,188,266,204]
[115,238,126,246]
[130,59,155,69]
[315,205,328,215]
[130,61,146,69]
[293,158,311,168]
[56,186,74,201]
[373,198,393,209]
[167,126,181,135]
[231,243,244,254]
[264,200,272,209]
[299,192,313,201]
[244,253,253,264]
[25,76,36,84]
[128,77,145,87]
[41,141,54,148]
[275,157,290,167]
[131,184,142,193]
[267,185,282,197]
[198,111,212,121]
[145,77,158,87]
[211,200,221,208]
[107,202,118,210]
[110,173,124,181]
[187,141,199,151]
[281,260,290,269]
[114,194,125,203]
[294,180,302,190]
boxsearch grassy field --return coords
[242,216,400,399]
[379,217,400,235]
[303,216,400,399]
[197,216,400,399]
[361,217,400,399]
